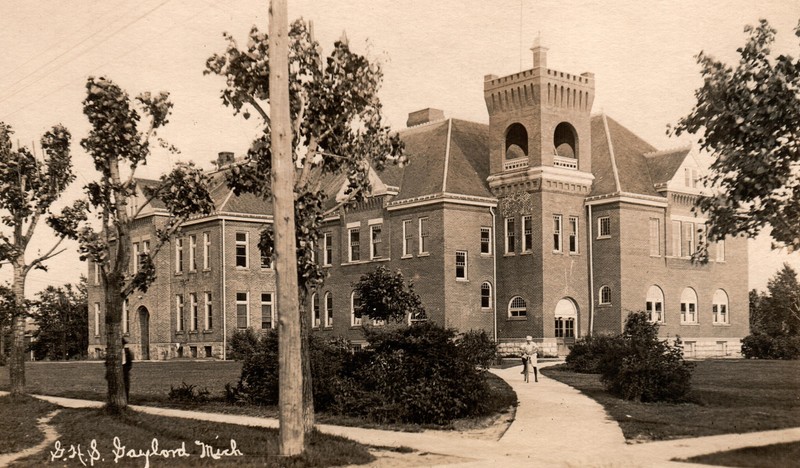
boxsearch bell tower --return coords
[484,38,595,190]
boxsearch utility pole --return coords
[269,0,304,456]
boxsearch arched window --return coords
[646,285,664,323]
[712,289,729,324]
[509,296,527,318]
[554,122,578,159]
[554,298,577,338]
[680,288,698,323]
[505,123,528,159]
[350,291,362,327]
[324,292,333,328]
[311,293,320,328]
[481,282,492,309]
[599,286,612,305]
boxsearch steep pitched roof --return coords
[644,147,691,187]
[590,115,669,198]
[391,118,492,202]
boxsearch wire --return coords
[0,0,175,107]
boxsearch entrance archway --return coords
[554,298,578,355]
[138,306,150,360]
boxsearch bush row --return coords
[741,333,800,360]
[227,323,498,425]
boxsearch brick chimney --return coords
[216,151,235,168]
[531,36,548,69]
[406,108,445,127]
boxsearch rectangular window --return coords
[523,215,533,252]
[176,294,184,332]
[94,303,100,336]
[565,318,575,338]
[236,292,248,329]
[455,251,467,280]
[261,293,273,329]
[132,242,140,274]
[505,217,515,253]
[480,227,491,254]
[402,220,413,257]
[204,292,213,330]
[598,216,611,238]
[555,318,564,338]
[349,228,360,262]
[569,216,579,254]
[323,232,333,266]
[370,224,383,259]
[716,239,726,262]
[351,293,362,327]
[325,293,333,327]
[93,262,100,285]
[672,220,682,256]
[203,232,210,270]
[189,293,198,331]
[189,235,197,271]
[419,217,429,254]
[553,215,562,252]
[682,222,694,257]
[122,299,129,334]
[649,218,660,256]
[312,294,321,328]
[235,232,248,268]
[175,238,184,273]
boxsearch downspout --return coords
[490,206,498,343]
[221,219,227,360]
[587,204,594,336]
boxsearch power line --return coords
[0,0,175,107]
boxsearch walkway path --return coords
[3,362,800,467]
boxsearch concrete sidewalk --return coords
[4,363,800,467]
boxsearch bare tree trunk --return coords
[9,262,27,397]
[299,292,314,435]
[104,277,127,413]
[270,0,304,456]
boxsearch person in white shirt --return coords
[519,336,538,383]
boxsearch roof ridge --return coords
[441,119,453,192]
[643,144,692,158]
[400,117,448,132]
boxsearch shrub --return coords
[228,327,260,360]
[565,333,620,373]
[456,329,498,369]
[168,382,210,403]
[742,333,800,359]
[331,323,491,425]
[597,312,694,402]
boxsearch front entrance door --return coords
[554,298,578,356]
[138,307,150,360]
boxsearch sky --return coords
[0,0,798,296]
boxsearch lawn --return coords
[0,360,517,433]
[0,395,57,454]
[542,359,800,442]
[11,407,374,467]
[685,441,800,468]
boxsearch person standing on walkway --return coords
[520,336,539,383]
[122,339,133,400]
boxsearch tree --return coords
[353,266,425,323]
[205,18,405,442]
[0,121,76,396]
[72,77,213,413]
[0,284,15,365]
[671,19,800,252]
[30,278,88,361]
[759,263,800,336]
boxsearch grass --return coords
[12,407,374,467]
[0,361,517,433]
[542,359,800,442]
[684,441,800,467]
[0,395,57,454]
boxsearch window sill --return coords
[369,257,391,263]
[507,316,528,321]
[480,252,492,257]
[481,307,493,311]
[401,255,413,259]
[552,250,563,254]
[418,252,430,257]
[569,251,580,256]
[323,326,333,330]
[174,272,184,276]
[456,278,469,282]
[596,236,611,240]
[520,251,533,256]
[322,264,333,268]
[350,325,363,329]
[598,303,611,307]
[189,331,198,334]
[712,322,731,326]
[680,322,699,326]
[234,266,249,271]
[202,268,211,272]
[503,253,515,257]
[188,269,198,274]
[202,329,213,334]
[175,331,185,335]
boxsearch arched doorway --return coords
[554,298,578,355]
[138,306,150,360]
